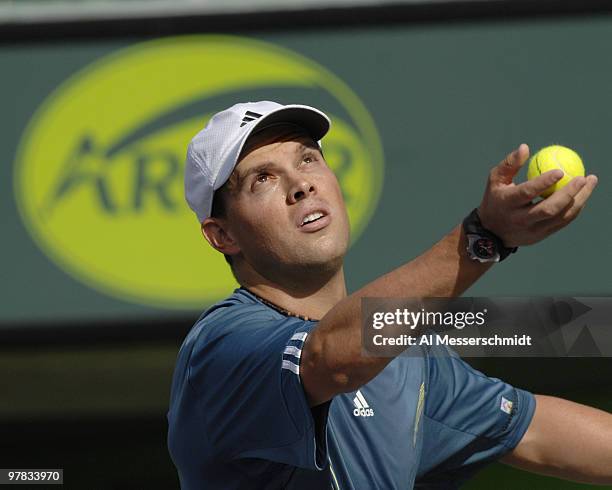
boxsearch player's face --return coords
[225,126,350,276]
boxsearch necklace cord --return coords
[242,287,320,322]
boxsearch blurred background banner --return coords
[3,17,612,325]
[7,34,384,321]
[1,1,612,488]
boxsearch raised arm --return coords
[301,144,598,406]
[502,395,612,484]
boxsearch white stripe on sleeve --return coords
[283,345,302,358]
[282,359,300,376]
[290,332,308,342]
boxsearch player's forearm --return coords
[359,224,491,298]
[502,395,612,484]
[303,224,491,404]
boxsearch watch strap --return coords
[463,208,517,262]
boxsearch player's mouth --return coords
[297,207,331,233]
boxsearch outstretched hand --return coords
[477,144,598,248]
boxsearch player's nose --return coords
[287,177,316,204]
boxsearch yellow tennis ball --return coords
[527,145,585,198]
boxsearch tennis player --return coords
[168,101,611,489]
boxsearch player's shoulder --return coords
[204,287,279,324]
[173,289,277,371]
[189,288,279,340]
[184,287,314,355]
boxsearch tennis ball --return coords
[527,145,585,198]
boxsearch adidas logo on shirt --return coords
[352,390,374,417]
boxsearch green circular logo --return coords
[15,35,384,308]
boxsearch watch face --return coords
[474,237,496,259]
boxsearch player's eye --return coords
[302,152,318,165]
[255,173,269,183]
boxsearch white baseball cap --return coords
[185,100,331,222]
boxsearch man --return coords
[168,101,611,489]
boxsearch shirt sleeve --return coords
[416,345,536,487]
[187,303,329,471]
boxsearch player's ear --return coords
[201,218,241,256]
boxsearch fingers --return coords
[565,174,598,217]
[489,144,530,185]
[528,175,597,223]
[545,175,598,230]
[510,169,564,204]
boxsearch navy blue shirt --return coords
[168,288,535,489]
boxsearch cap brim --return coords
[237,104,331,158]
[252,104,330,140]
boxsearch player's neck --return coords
[238,264,347,321]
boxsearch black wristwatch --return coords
[463,208,517,263]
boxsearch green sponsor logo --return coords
[15,35,384,308]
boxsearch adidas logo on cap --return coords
[240,111,263,127]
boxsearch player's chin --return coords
[312,237,348,264]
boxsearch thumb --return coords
[490,144,530,185]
